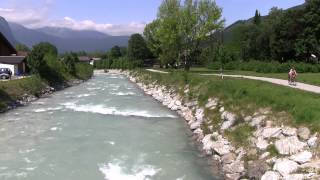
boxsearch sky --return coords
[0,0,305,36]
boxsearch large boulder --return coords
[248,160,269,179]
[221,112,237,130]
[289,151,312,164]
[223,160,245,174]
[221,111,236,122]
[212,137,233,156]
[297,127,310,140]
[221,153,236,165]
[256,137,269,150]
[261,171,281,180]
[195,108,204,121]
[275,136,307,155]
[190,121,201,130]
[250,115,266,127]
[307,136,318,148]
[283,174,304,180]
[261,127,282,139]
[273,158,299,176]
[202,134,214,155]
[205,98,218,109]
[282,127,297,136]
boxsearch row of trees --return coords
[144,0,224,70]
[20,42,93,85]
[94,33,152,69]
[223,0,320,63]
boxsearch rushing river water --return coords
[0,73,219,180]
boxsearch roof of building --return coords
[0,32,17,55]
[17,51,29,56]
[78,56,92,62]
[0,56,26,64]
[92,57,102,61]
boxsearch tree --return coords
[127,33,151,61]
[253,10,261,25]
[295,0,320,62]
[144,0,224,70]
[109,46,122,59]
[15,44,30,52]
[63,52,79,75]
[155,0,181,67]
[144,19,162,58]
[270,9,304,61]
[27,42,58,74]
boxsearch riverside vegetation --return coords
[0,42,93,112]
[122,69,320,180]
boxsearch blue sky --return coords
[0,0,305,35]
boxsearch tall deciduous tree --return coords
[295,0,320,62]
[127,33,150,61]
[144,0,224,70]
[27,42,58,74]
[109,45,122,59]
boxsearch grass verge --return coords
[134,69,320,132]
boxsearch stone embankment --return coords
[115,70,320,180]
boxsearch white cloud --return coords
[46,16,146,36]
[0,1,146,36]
[0,8,14,12]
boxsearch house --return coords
[0,32,27,75]
[79,56,94,65]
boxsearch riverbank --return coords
[0,70,93,113]
[108,69,320,180]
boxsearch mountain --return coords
[8,22,129,53]
[36,27,110,39]
[0,17,18,46]
[0,16,130,53]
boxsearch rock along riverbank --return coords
[108,69,320,180]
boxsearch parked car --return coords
[0,68,12,79]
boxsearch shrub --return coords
[75,63,94,80]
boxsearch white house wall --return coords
[0,63,16,75]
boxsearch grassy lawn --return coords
[0,76,45,101]
[135,69,320,131]
[152,67,320,86]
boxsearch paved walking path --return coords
[146,69,320,94]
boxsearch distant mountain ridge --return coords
[0,17,18,46]
[36,27,110,39]
[0,16,129,53]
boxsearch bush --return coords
[75,63,94,80]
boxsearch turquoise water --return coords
[0,73,219,180]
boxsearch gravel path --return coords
[201,74,320,94]
[146,69,169,74]
[145,69,320,94]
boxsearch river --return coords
[0,73,219,180]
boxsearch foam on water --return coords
[87,87,101,91]
[19,149,36,154]
[110,92,136,96]
[33,107,63,113]
[98,163,160,180]
[77,93,95,98]
[61,102,176,118]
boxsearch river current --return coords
[0,73,218,180]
